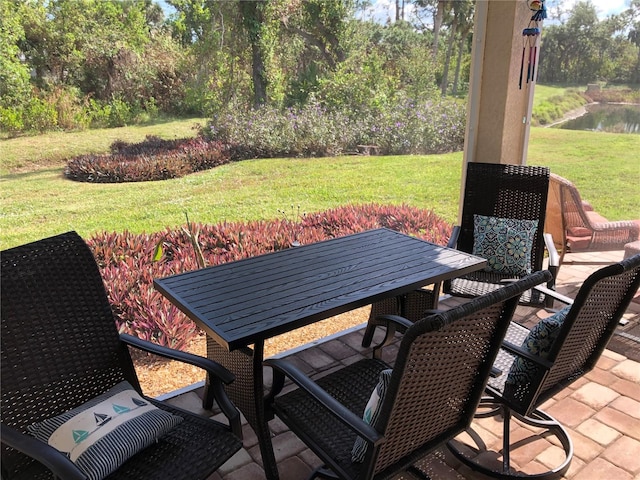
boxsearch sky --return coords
[357,0,631,24]
[158,0,631,24]
[556,0,629,18]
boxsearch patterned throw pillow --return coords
[351,369,393,463]
[505,306,572,388]
[28,381,183,480]
[472,214,539,276]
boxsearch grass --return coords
[531,85,587,126]
[0,153,463,249]
[528,128,640,217]
[1,119,639,250]
[0,116,209,174]
[533,85,576,106]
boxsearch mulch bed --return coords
[134,307,371,398]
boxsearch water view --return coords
[556,103,640,134]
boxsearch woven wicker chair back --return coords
[540,254,640,401]
[458,162,550,274]
[504,254,640,415]
[547,173,639,253]
[371,271,550,474]
[1,232,138,471]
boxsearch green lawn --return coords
[532,84,581,106]
[0,117,209,174]
[1,122,639,250]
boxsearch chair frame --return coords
[265,271,551,480]
[447,254,640,479]
[1,232,243,480]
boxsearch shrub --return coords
[108,98,135,127]
[65,136,231,183]
[51,86,85,130]
[367,97,466,154]
[207,97,466,158]
[22,96,58,132]
[209,100,358,159]
[82,98,112,128]
[110,135,182,155]
[532,90,587,126]
[584,87,640,104]
[0,106,23,135]
[88,204,452,349]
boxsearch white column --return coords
[463,0,539,167]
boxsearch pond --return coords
[555,103,640,134]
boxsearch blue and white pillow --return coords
[505,306,572,388]
[28,381,183,480]
[351,369,393,463]
[472,214,539,276]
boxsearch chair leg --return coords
[361,296,401,348]
[361,322,377,348]
[446,399,573,479]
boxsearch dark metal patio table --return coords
[154,228,486,480]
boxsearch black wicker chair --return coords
[362,162,559,349]
[264,271,551,480]
[1,232,242,480]
[443,162,558,306]
[448,254,640,479]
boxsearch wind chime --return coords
[519,0,547,89]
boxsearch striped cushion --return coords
[28,381,182,480]
[351,369,392,463]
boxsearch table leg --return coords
[206,338,280,480]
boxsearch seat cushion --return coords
[351,369,392,462]
[472,215,538,276]
[28,381,183,480]
[505,306,572,388]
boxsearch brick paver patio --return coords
[165,250,640,480]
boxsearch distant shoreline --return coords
[545,102,640,128]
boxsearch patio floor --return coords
[164,249,640,480]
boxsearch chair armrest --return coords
[542,233,560,305]
[447,226,461,249]
[369,314,415,359]
[543,233,560,270]
[1,423,88,480]
[532,285,574,307]
[501,340,554,370]
[120,334,242,438]
[264,358,384,445]
[373,314,414,332]
[120,334,234,384]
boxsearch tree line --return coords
[1,0,638,136]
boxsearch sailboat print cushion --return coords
[27,381,182,480]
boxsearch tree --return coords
[240,1,269,107]
[452,2,473,96]
[538,1,637,83]
[431,0,451,57]
[623,0,640,82]
[439,0,472,96]
[0,0,31,108]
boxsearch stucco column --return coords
[463,0,539,167]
